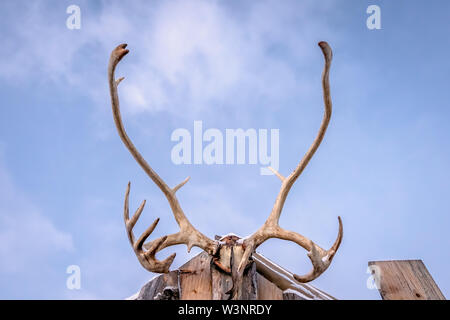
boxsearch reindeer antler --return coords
[237,41,343,283]
[108,44,218,273]
[108,42,342,293]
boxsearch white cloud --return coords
[0,0,336,117]
[116,0,333,116]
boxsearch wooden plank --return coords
[136,271,179,300]
[211,265,232,300]
[211,262,258,300]
[253,253,335,300]
[283,291,306,300]
[369,260,445,300]
[179,251,212,300]
[241,262,258,300]
[256,273,283,300]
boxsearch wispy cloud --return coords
[0,154,73,284]
[2,0,449,300]
[0,0,336,118]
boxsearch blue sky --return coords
[0,0,449,299]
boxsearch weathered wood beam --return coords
[135,271,179,300]
[257,274,283,300]
[368,260,445,300]
[253,252,336,300]
[179,251,213,299]
[211,261,258,300]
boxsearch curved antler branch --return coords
[266,41,333,227]
[238,41,343,284]
[108,44,217,273]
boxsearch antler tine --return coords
[239,42,343,284]
[123,182,174,273]
[109,44,180,223]
[109,44,217,273]
[266,41,333,227]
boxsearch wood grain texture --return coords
[132,251,337,300]
[211,266,233,300]
[241,262,258,300]
[136,271,179,300]
[257,274,283,300]
[179,251,212,300]
[211,262,258,300]
[369,260,445,300]
[253,253,336,300]
[283,291,306,300]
